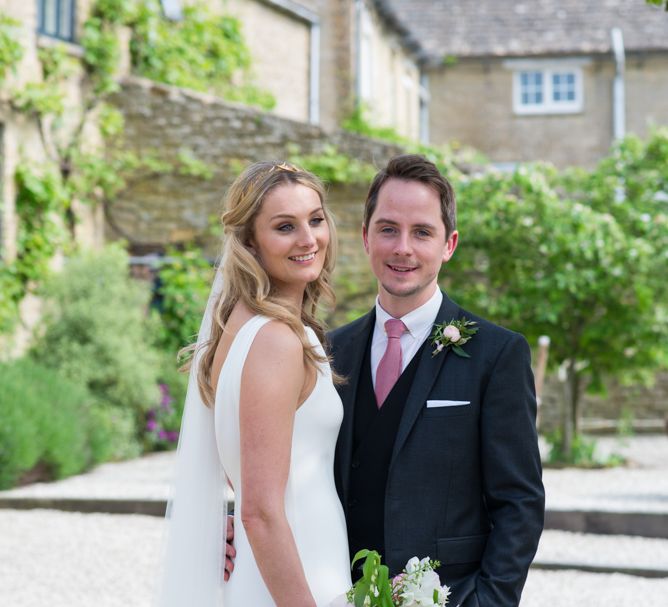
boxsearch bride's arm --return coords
[239,321,316,607]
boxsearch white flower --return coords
[436,342,444,352]
[405,556,421,574]
[442,325,461,342]
[400,569,443,606]
[438,584,451,605]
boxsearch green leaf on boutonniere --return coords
[430,318,479,358]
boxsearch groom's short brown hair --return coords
[363,154,457,238]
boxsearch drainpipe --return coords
[309,22,320,124]
[419,72,430,143]
[611,27,625,141]
[354,0,364,106]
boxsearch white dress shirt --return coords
[371,287,443,390]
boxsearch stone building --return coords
[383,0,668,167]
[222,0,424,139]
[0,0,103,263]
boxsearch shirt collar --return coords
[374,287,443,338]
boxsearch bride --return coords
[157,161,352,606]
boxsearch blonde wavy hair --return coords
[190,161,338,408]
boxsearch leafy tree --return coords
[446,131,668,458]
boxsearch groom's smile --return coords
[363,178,458,318]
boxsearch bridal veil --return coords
[156,264,228,607]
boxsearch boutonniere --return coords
[430,318,479,358]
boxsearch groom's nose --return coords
[393,231,412,256]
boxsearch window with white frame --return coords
[513,66,583,114]
[38,0,76,42]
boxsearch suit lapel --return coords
[389,292,461,470]
[335,309,375,503]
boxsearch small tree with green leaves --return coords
[446,131,668,459]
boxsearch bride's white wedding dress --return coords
[216,315,352,606]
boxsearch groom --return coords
[328,154,544,607]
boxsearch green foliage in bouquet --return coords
[348,549,394,607]
[31,244,161,433]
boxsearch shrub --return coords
[31,244,160,433]
[0,358,99,489]
[154,246,212,355]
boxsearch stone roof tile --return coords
[378,0,668,62]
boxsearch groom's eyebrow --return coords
[374,217,438,231]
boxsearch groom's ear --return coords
[442,230,459,263]
[362,224,370,254]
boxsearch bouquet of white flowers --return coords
[332,549,450,607]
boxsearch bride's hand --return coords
[224,514,236,581]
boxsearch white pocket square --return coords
[426,400,471,408]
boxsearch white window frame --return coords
[359,8,374,103]
[507,60,586,115]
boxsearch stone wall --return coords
[225,0,312,122]
[626,53,668,139]
[539,372,668,433]
[109,76,401,252]
[427,57,615,168]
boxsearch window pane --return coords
[43,0,57,36]
[39,0,75,41]
[519,71,544,106]
[59,0,72,40]
[552,71,576,104]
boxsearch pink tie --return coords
[375,319,407,408]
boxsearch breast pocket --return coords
[423,399,475,417]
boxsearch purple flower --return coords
[159,383,174,409]
[146,419,158,431]
[158,430,168,440]
[167,431,179,442]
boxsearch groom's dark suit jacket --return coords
[328,292,545,607]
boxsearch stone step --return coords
[533,530,668,578]
[545,509,668,539]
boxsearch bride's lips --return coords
[289,251,318,263]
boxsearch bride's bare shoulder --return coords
[250,318,302,361]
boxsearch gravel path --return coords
[521,570,668,607]
[2,509,668,607]
[536,530,668,571]
[1,436,667,605]
[0,509,163,607]
[542,435,668,513]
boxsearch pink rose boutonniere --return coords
[429,318,479,358]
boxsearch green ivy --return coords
[0,14,22,83]
[128,0,275,110]
[342,103,406,144]
[287,144,377,185]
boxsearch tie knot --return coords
[385,318,407,339]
